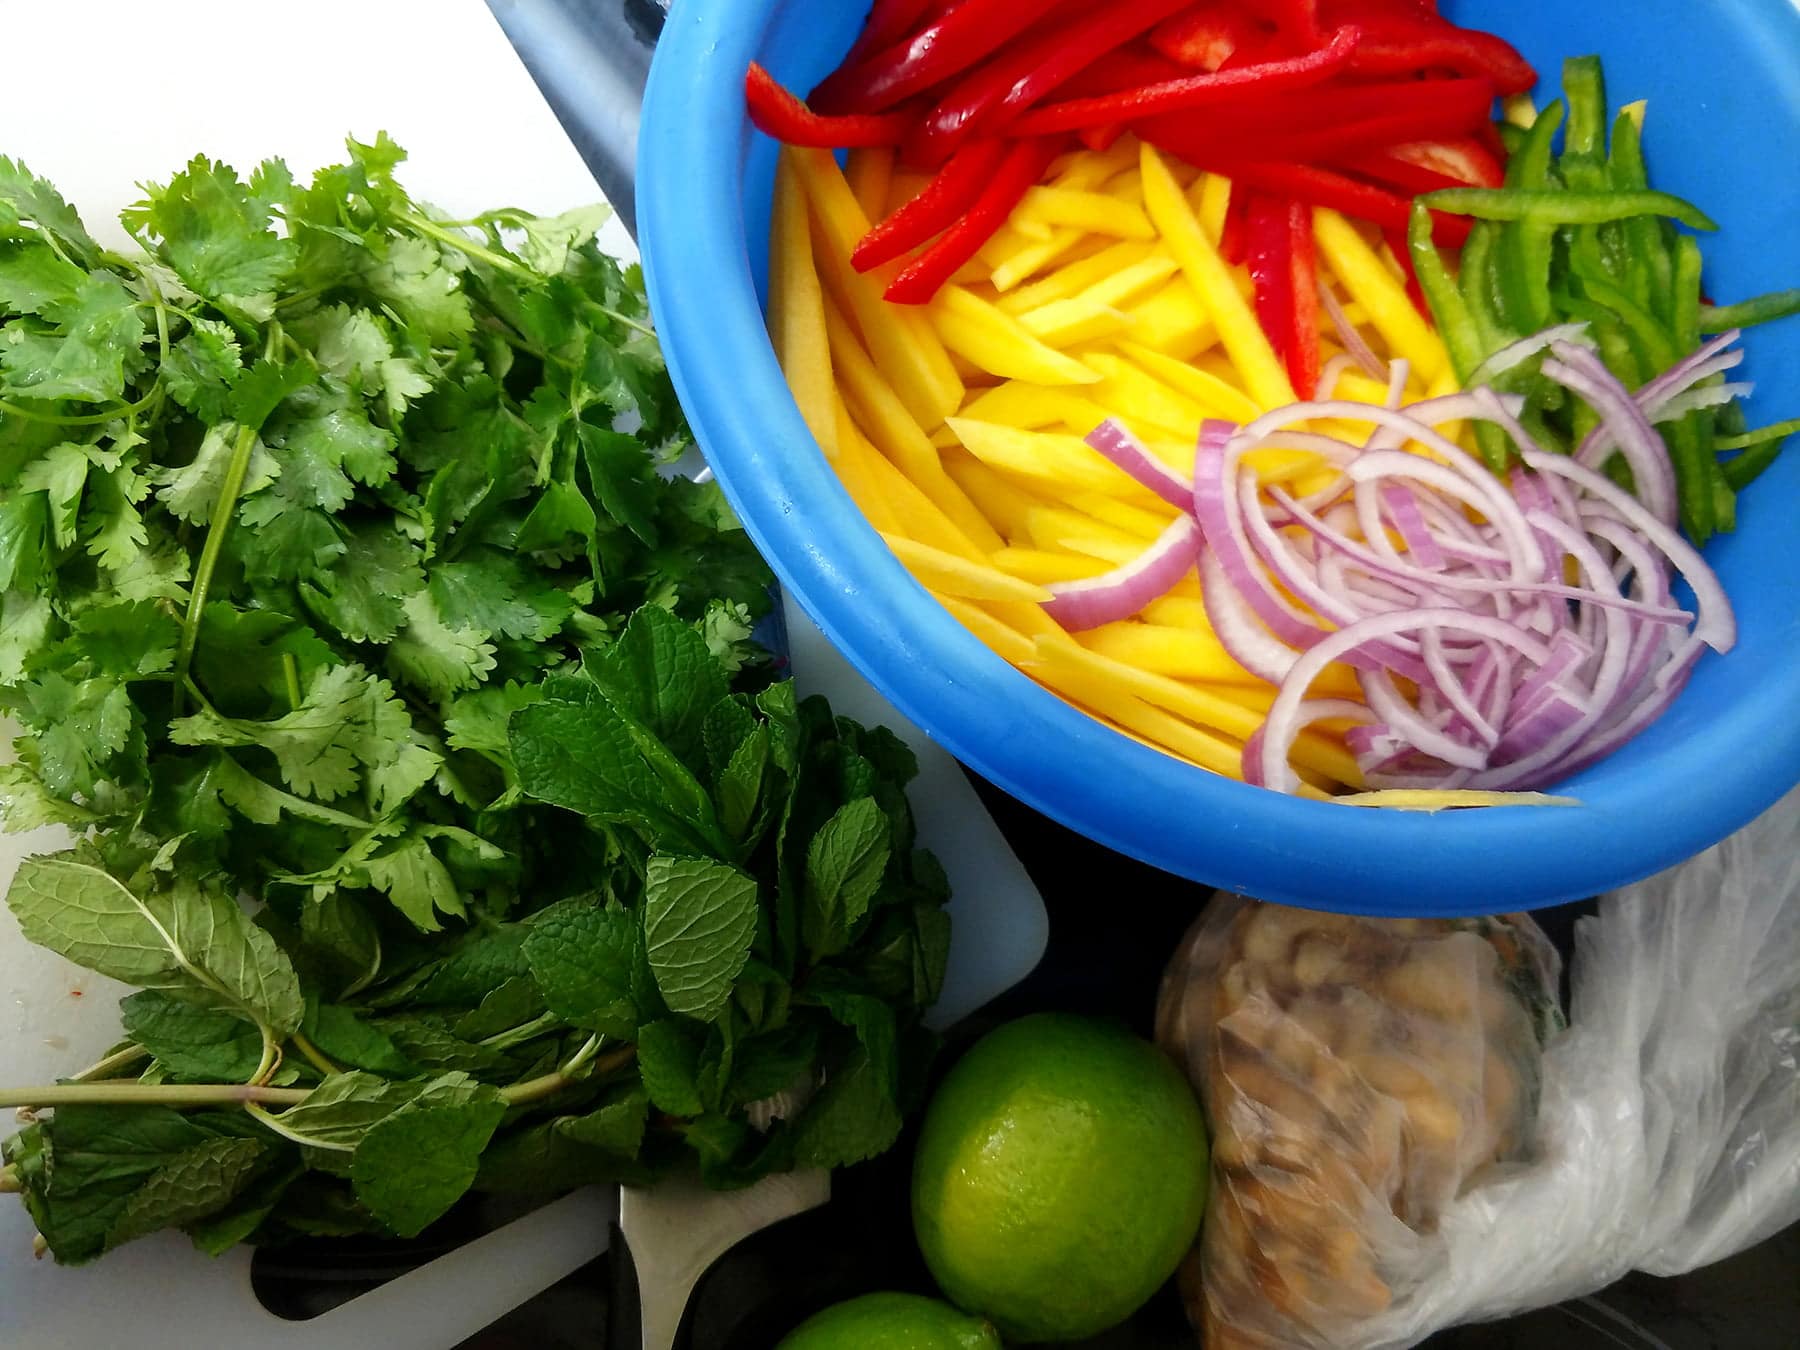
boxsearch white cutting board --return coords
[0,2,1046,1345]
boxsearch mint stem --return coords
[0,1083,311,1110]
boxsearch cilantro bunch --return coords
[0,140,951,1263]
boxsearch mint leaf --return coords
[260,1072,426,1151]
[350,1086,506,1237]
[802,798,890,959]
[522,899,639,1037]
[5,856,303,1037]
[727,1023,819,1107]
[642,856,758,1022]
[791,1047,901,1170]
[811,986,899,1104]
[476,1085,652,1193]
[582,602,725,767]
[510,695,728,856]
[106,1136,268,1248]
[717,723,770,844]
[302,1002,414,1076]
[636,1018,704,1117]
[120,991,264,1082]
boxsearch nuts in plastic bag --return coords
[1154,899,1561,1350]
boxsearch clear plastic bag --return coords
[1156,786,1800,1350]
[1155,902,1562,1349]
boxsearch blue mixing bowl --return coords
[638,0,1800,914]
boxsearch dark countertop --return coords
[243,5,1800,1346]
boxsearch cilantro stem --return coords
[291,1033,340,1077]
[595,306,656,340]
[397,211,535,282]
[172,421,262,715]
[501,1039,636,1108]
[0,1083,311,1110]
[0,387,161,426]
[70,1045,150,1083]
[281,652,303,711]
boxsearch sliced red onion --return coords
[1464,321,1594,390]
[1318,279,1386,380]
[1063,328,1738,800]
[1543,343,1679,527]
[1042,514,1202,632]
[1083,419,1193,510]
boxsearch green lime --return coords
[775,1291,1002,1350]
[911,1013,1208,1343]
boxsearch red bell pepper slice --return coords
[842,0,938,69]
[1333,149,1472,197]
[1051,43,1194,100]
[1148,4,1269,71]
[1384,136,1506,188]
[810,0,1069,115]
[885,138,1065,305]
[911,0,1196,163]
[1337,15,1535,94]
[1180,160,1473,247]
[1131,76,1497,165]
[1008,25,1361,137]
[1246,196,1321,398]
[1219,181,1252,267]
[851,138,1009,272]
[745,63,914,147]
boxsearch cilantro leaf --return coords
[131,155,298,319]
[161,317,243,421]
[302,521,425,643]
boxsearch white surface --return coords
[0,2,1046,1344]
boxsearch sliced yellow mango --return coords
[929,286,1101,385]
[1017,297,1133,348]
[936,593,1038,665]
[1140,142,1295,412]
[793,147,963,428]
[881,533,1055,603]
[990,546,1115,584]
[845,146,894,224]
[995,239,1160,314]
[768,149,838,461]
[1122,277,1217,359]
[1196,172,1233,245]
[1115,340,1262,424]
[1313,206,1449,386]
[1018,186,1155,239]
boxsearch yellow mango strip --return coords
[958,381,1114,435]
[1122,278,1217,359]
[1080,620,1262,686]
[1334,789,1579,811]
[1021,652,1291,789]
[1073,253,1182,312]
[982,595,1067,639]
[991,230,1088,292]
[885,168,934,217]
[1137,596,1363,698]
[794,148,963,427]
[1116,340,1262,424]
[990,546,1114,584]
[1019,186,1155,239]
[947,419,1154,498]
[1018,297,1133,349]
[853,423,992,563]
[768,150,838,460]
[1196,172,1233,244]
[994,239,1160,314]
[1312,206,1449,386]
[1010,215,1059,243]
[1026,504,1160,563]
[880,533,1055,604]
[822,295,1006,552]
[828,399,902,533]
[1033,634,1363,786]
[937,593,1038,665]
[1051,136,1141,189]
[1331,370,1399,405]
[1238,446,1330,485]
[846,146,895,224]
[941,448,1051,542]
[1141,142,1296,412]
[1084,352,1209,438]
[1065,491,1178,539]
[929,286,1101,386]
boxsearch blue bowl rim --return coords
[637,0,1800,915]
